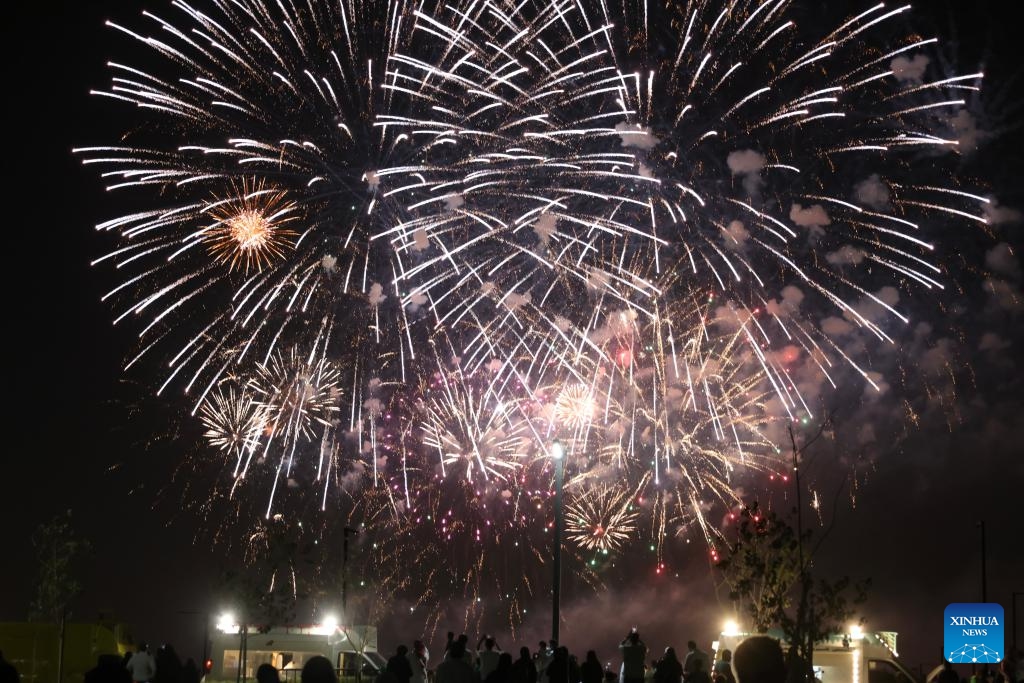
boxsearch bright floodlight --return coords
[849,624,864,639]
[723,619,740,636]
[321,614,339,632]
[552,440,564,459]
[216,613,238,633]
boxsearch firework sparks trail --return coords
[75,0,430,414]
[420,360,531,485]
[78,0,989,627]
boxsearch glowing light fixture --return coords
[216,613,239,633]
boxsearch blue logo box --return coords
[944,603,1003,663]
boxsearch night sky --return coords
[3,0,1022,677]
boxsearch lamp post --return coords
[977,520,987,602]
[970,520,986,679]
[342,527,359,683]
[342,526,358,617]
[551,439,565,645]
[1013,591,1022,657]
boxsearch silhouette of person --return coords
[512,647,538,683]
[409,641,429,683]
[477,637,502,681]
[486,653,514,683]
[687,660,711,683]
[684,643,710,683]
[155,645,182,683]
[619,631,647,683]
[302,656,338,683]
[1001,654,1020,683]
[436,641,479,683]
[546,648,571,683]
[257,664,282,683]
[537,642,556,683]
[581,652,604,683]
[568,654,580,683]
[459,637,473,669]
[936,662,959,683]
[182,659,201,683]
[733,637,786,683]
[444,634,456,661]
[86,654,127,683]
[387,646,414,683]
[713,650,735,683]
[0,651,18,683]
[126,643,157,683]
[654,648,683,683]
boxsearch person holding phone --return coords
[619,629,647,683]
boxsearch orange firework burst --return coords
[205,180,298,272]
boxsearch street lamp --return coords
[972,520,986,679]
[217,612,246,683]
[341,527,360,683]
[977,520,987,602]
[551,439,565,645]
[1013,591,1022,657]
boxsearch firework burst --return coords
[249,347,342,440]
[554,384,598,433]
[419,365,532,486]
[199,385,267,458]
[566,482,642,552]
[204,179,299,273]
[75,0,428,413]
[590,0,988,390]
[78,0,992,629]
[202,346,345,516]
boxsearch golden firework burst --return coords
[205,179,298,272]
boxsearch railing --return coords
[278,668,364,683]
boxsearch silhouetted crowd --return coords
[1,629,1020,683]
[0,642,202,683]
[353,630,1023,683]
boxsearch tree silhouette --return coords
[716,417,869,683]
[30,510,91,623]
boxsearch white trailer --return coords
[714,628,918,683]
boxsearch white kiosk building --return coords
[209,616,382,683]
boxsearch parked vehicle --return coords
[714,627,918,683]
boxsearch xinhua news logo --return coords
[944,603,1003,663]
